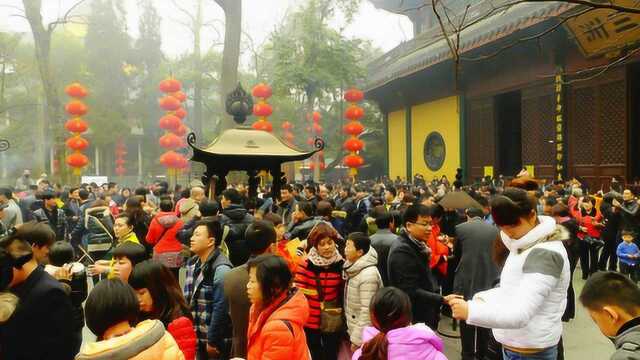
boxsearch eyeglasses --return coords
[411,221,432,227]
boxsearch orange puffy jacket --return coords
[247,288,310,360]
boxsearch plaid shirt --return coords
[183,249,232,353]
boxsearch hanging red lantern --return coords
[307,137,314,145]
[175,154,189,169]
[312,123,323,134]
[174,107,188,119]
[173,91,187,102]
[253,103,273,117]
[343,138,364,152]
[65,118,89,133]
[312,111,321,123]
[252,83,273,99]
[282,121,292,130]
[65,100,88,116]
[65,83,88,98]
[159,96,181,111]
[159,78,182,93]
[66,136,89,151]
[159,115,182,131]
[252,121,273,132]
[115,158,126,166]
[343,154,364,168]
[160,151,181,168]
[115,166,126,176]
[173,124,188,137]
[344,88,364,103]
[159,133,183,149]
[66,153,89,168]
[284,132,294,142]
[343,121,364,136]
[345,105,365,120]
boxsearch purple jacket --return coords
[352,323,447,360]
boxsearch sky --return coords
[0,0,414,66]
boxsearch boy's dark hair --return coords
[316,201,333,218]
[490,187,537,227]
[281,184,293,193]
[296,201,314,218]
[402,204,432,226]
[38,191,57,200]
[465,207,484,219]
[247,254,292,304]
[304,185,316,195]
[199,200,220,217]
[221,188,242,205]
[134,187,148,196]
[78,189,90,201]
[430,203,445,220]
[293,183,304,193]
[85,279,139,338]
[245,220,276,255]
[551,203,570,218]
[159,197,174,212]
[49,241,75,267]
[347,232,370,254]
[112,242,147,267]
[385,187,396,198]
[375,211,393,229]
[195,218,224,247]
[16,221,55,248]
[580,271,640,314]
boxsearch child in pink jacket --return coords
[352,287,447,360]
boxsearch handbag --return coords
[315,271,344,333]
[585,236,605,248]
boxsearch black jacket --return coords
[1,267,75,359]
[453,218,500,300]
[618,200,640,233]
[370,228,399,286]
[387,230,443,328]
[220,204,254,266]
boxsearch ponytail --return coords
[359,332,388,360]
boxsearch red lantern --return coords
[173,91,187,102]
[160,151,181,168]
[284,132,294,142]
[66,153,89,168]
[173,124,188,137]
[174,107,188,119]
[343,154,364,168]
[252,83,273,99]
[253,103,273,117]
[65,83,88,98]
[312,112,321,123]
[159,133,183,149]
[344,88,364,103]
[159,96,181,111]
[281,121,292,130]
[343,121,364,136]
[343,138,364,152]
[345,105,365,120]
[66,136,89,151]
[65,100,88,116]
[312,123,323,134]
[115,165,126,176]
[115,158,126,166]
[175,155,189,169]
[159,115,182,131]
[65,118,89,133]
[159,78,182,93]
[307,137,314,145]
[252,121,273,132]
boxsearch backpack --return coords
[85,208,114,254]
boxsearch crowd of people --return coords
[0,169,640,359]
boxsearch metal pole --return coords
[138,140,143,181]
[95,146,100,176]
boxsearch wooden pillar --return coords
[271,164,282,200]
[248,169,258,199]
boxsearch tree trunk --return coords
[192,0,204,136]
[23,0,66,182]
[215,0,242,132]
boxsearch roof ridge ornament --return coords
[225,83,254,125]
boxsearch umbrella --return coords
[438,191,482,210]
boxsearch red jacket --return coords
[293,258,343,330]
[247,288,310,360]
[568,198,603,239]
[167,316,197,360]
[427,224,449,276]
[146,212,184,253]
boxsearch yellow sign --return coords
[567,0,640,57]
[484,166,494,178]
[525,165,535,178]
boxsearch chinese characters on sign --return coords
[567,0,640,57]
[555,71,565,181]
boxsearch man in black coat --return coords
[370,210,399,286]
[0,223,74,360]
[451,207,500,360]
[220,188,254,266]
[388,204,443,330]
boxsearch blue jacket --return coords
[617,242,640,266]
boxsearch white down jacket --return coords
[343,247,383,346]
[467,216,570,349]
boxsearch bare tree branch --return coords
[47,0,88,33]
[401,0,640,15]
[170,0,196,23]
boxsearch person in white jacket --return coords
[343,232,383,351]
[447,187,570,360]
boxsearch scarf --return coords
[307,247,343,267]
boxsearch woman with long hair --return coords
[246,254,310,360]
[125,197,152,254]
[129,260,196,360]
[353,287,446,360]
[448,187,570,360]
[294,222,344,360]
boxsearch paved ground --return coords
[82,266,614,359]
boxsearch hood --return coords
[362,323,444,352]
[223,204,248,221]
[344,247,378,277]
[86,206,110,217]
[267,288,309,328]
[76,320,165,360]
[156,212,179,228]
[615,324,640,350]
[500,216,560,252]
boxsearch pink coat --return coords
[352,323,447,360]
